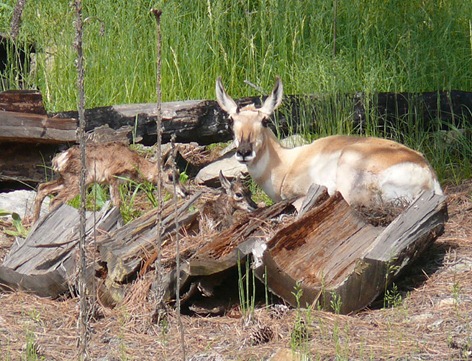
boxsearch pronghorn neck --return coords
[246,128,289,200]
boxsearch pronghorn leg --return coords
[109,179,122,208]
[49,181,80,211]
[30,178,65,223]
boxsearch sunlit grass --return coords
[0,0,470,183]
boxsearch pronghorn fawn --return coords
[30,142,189,224]
[216,77,443,212]
[200,170,258,231]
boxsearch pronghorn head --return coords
[219,170,258,212]
[216,77,283,164]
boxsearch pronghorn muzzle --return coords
[235,139,255,163]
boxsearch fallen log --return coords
[0,110,77,143]
[51,91,472,145]
[0,202,121,297]
[0,90,75,186]
[167,188,447,314]
[159,200,297,312]
[0,91,76,143]
[253,190,448,313]
[1,89,470,187]
[96,192,202,306]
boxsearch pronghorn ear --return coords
[216,77,238,115]
[259,76,283,115]
[219,170,231,191]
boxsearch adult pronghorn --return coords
[216,76,443,209]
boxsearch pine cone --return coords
[250,325,275,345]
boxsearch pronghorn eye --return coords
[261,117,270,128]
[227,117,234,128]
[234,192,243,200]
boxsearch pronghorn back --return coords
[215,77,442,209]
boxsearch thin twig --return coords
[150,7,165,321]
[244,79,265,94]
[73,0,89,359]
[171,135,186,360]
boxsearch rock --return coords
[195,150,247,187]
[280,134,309,148]
[0,190,48,220]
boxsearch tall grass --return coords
[1,0,471,180]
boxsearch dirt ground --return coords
[0,180,471,360]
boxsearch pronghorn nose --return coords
[236,142,254,162]
[237,148,253,160]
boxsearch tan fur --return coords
[216,77,442,207]
[200,171,258,231]
[30,142,188,224]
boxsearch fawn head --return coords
[219,170,258,212]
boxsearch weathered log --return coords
[166,188,447,314]
[53,100,233,146]
[1,89,470,187]
[0,90,76,143]
[159,200,296,308]
[1,89,471,147]
[253,190,448,314]
[0,203,122,297]
[0,110,77,143]
[96,193,201,305]
[51,91,472,146]
[0,90,46,114]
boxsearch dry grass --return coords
[0,180,471,360]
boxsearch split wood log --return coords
[0,110,77,143]
[96,192,202,306]
[0,202,121,297]
[159,200,297,306]
[0,91,76,143]
[166,186,447,314]
[253,190,448,314]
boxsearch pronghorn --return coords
[215,77,443,209]
[200,170,258,230]
[29,142,189,224]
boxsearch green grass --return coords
[1,0,471,182]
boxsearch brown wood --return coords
[162,189,447,314]
[0,110,77,143]
[96,193,201,305]
[254,190,448,313]
[0,142,59,185]
[50,91,472,146]
[0,90,46,114]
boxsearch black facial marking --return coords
[261,116,270,128]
